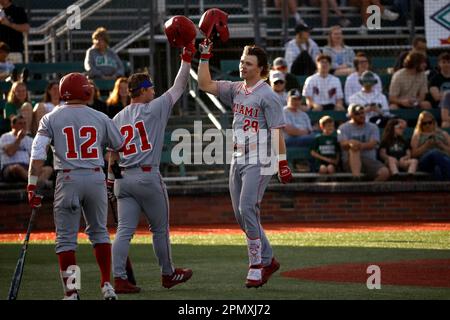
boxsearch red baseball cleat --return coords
[245,265,264,288]
[114,277,141,294]
[262,257,280,284]
[162,268,193,289]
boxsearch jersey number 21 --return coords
[120,121,152,157]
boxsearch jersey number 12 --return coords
[63,126,99,159]
[120,121,152,156]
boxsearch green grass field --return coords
[1,230,449,300]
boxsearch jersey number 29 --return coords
[120,121,152,156]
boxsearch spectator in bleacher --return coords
[272,57,300,92]
[349,71,391,127]
[274,0,304,25]
[411,111,450,181]
[303,54,345,111]
[309,0,351,28]
[270,70,288,105]
[284,23,320,76]
[84,27,124,80]
[429,52,450,108]
[4,81,32,134]
[87,79,107,114]
[393,36,432,75]
[106,77,129,119]
[32,81,61,134]
[322,25,355,76]
[441,91,450,129]
[310,115,340,174]
[379,118,418,177]
[338,103,390,181]
[0,41,14,81]
[356,0,399,34]
[283,89,315,147]
[0,0,30,63]
[344,52,382,105]
[389,51,431,110]
[0,115,53,185]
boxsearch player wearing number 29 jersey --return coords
[28,72,124,300]
[198,43,293,288]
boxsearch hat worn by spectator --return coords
[359,71,378,85]
[295,23,312,34]
[288,89,301,99]
[348,103,365,115]
[273,57,288,69]
[319,115,334,127]
[269,70,285,84]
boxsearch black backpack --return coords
[290,48,316,76]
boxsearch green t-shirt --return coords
[312,132,339,163]
[4,102,21,119]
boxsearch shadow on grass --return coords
[0,243,449,300]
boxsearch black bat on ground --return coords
[7,207,38,300]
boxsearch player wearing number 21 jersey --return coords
[108,45,196,294]
[28,73,125,300]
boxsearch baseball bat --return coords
[7,207,38,300]
[109,198,137,285]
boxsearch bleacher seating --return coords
[2,1,442,183]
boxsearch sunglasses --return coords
[422,121,434,126]
[353,111,365,116]
[274,80,285,85]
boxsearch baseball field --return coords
[1,222,449,300]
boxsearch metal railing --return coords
[24,0,112,63]
[188,67,229,174]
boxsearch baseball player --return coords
[197,41,293,288]
[27,73,125,300]
[109,22,196,293]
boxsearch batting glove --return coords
[106,178,116,202]
[278,160,293,184]
[27,176,43,208]
[199,39,213,61]
[181,43,196,63]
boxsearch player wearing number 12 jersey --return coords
[109,44,195,293]
[27,73,125,300]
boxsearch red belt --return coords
[62,168,101,173]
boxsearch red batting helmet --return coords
[59,72,92,101]
[164,16,197,48]
[199,8,229,43]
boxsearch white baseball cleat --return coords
[62,292,80,300]
[102,282,118,300]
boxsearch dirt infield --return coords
[281,259,450,288]
[0,221,449,242]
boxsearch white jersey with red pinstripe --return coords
[217,80,285,163]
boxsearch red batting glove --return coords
[181,43,196,63]
[278,160,293,184]
[27,184,43,208]
[199,39,213,60]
